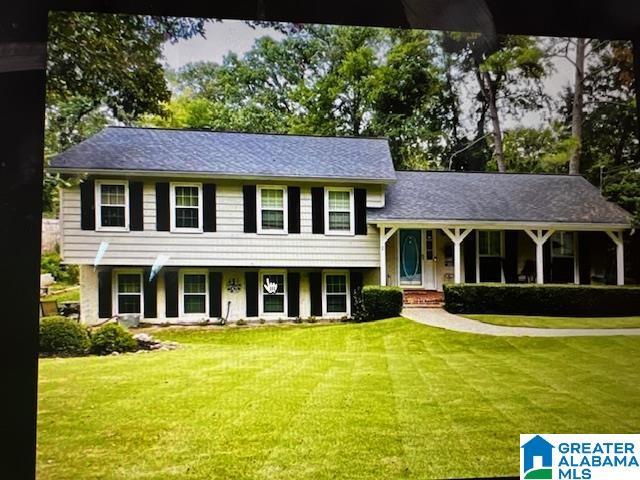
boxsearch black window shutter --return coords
[354,188,367,235]
[350,270,363,312]
[309,271,323,316]
[245,271,258,317]
[97,269,112,318]
[503,231,519,283]
[463,233,476,283]
[578,232,592,285]
[203,184,217,232]
[287,272,300,317]
[129,181,144,231]
[143,269,157,318]
[243,185,257,233]
[209,271,222,318]
[288,186,300,234]
[311,187,324,234]
[156,182,170,232]
[80,179,95,230]
[164,271,179,318]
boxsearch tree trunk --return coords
[569,38,586,175]
[480,70,506,172]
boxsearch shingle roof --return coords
[48,126,397,182]
[369,171,632,226]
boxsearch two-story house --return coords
[49,126,633,324]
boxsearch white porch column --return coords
[442,227,473,284]
[605,231,625,286]
[379,226,398,286]
[524,229,555,284]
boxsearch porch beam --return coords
[605,231,625,285]
[378,226,398,286]
[524,229,555,285]
[442,227,473,284]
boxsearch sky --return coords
[162,19,575,130]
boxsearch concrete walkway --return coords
[402,308,640,337]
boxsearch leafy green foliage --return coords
[144,26,452,169]
[44,13,209,214]
[89,323,138,355]
[41,251,79,285]
[39,317,90,356]
[361,286,403,321]
[444,283,640,316]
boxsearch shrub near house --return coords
[362,286,403,320]
[444,283,640,316]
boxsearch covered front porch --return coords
[377,223,628,291]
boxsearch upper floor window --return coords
[551,232,574,258]
[478,230,503,257]
[259,270,286,315]
[325,188,354,235]
[257,186,287,234]
[170,183,202,233]
[96,180,129,231]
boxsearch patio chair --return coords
[518,260,536,283]
[40,300,59,317]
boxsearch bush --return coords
[362,286,403,321]
[89,323,137,355]
[444,283,640,316]
[41,251,79,285]
[39,316,90,356]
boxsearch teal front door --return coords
[399,229,422,285]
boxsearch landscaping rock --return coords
[133,333,178,352]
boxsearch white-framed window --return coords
[325,187,354,235]
[113,269,143,316]
[179,269,208,317]
[95,180,129,231]
[257,185,287,234]
[322,270,350,316]
[551,231,575,258]
[477,230,503,257]
[170,183,203,233]
[258,270,287,316]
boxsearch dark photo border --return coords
[1,1,639,478]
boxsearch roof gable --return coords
[369,171,631,226]
[48,127,397,183]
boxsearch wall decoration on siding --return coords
[93,241,109,269]
[263,277,279,294]
[226,278,241,293]
[149,254,170,281]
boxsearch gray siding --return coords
[61,180,381,267]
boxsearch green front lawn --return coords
[465,314,640,329]
[37,318,640,479]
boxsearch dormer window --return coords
[257,186,287,234]
[325,188,354,235]
[95,180,129,231]
[170,183,203,233]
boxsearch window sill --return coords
[257,230,288,235]
[170,228,203,234]
[325,230,354,236]
[96,226,129,232]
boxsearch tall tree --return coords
[146,26,452,169]
[443,33,550,172]
[46,12,208,154]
